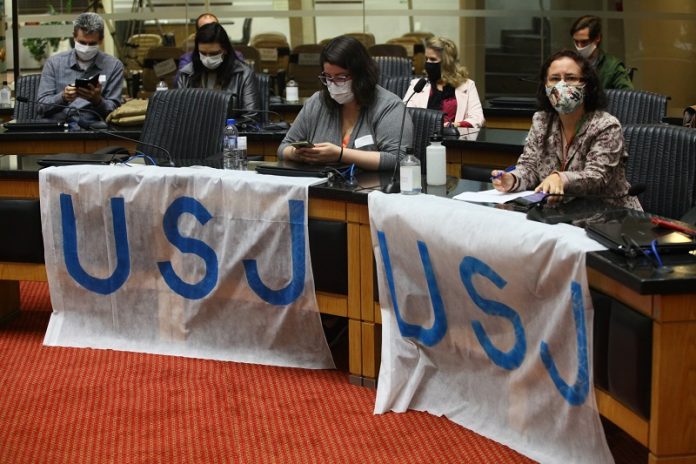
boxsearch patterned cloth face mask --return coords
[545,80,585,114]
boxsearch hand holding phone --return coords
[75,74,99,88]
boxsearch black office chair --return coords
[606,89,668,126]
[407,107,444,167]
[138,88,232,166]
[231,18,253,46]
[382,75,411,99]
[254,72,271,125]
[623,124,696,220]
[13,74,42,120]
[374,56,412,81]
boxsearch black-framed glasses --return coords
[318,73,352,85]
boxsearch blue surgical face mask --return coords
[545,80,585,114]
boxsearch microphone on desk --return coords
[527,184,646,224]
[383,77,427,194]
[16,96,109,130]
[90,128,177,167]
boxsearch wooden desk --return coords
[443,128,527,177]
[483,103,535,130]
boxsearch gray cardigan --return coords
[278,86,413,171]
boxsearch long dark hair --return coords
[191,23,238,88]
[536,48,606,113]
[319,35,379,108]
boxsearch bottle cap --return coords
[226,118,236,125]
[430,133,443,142]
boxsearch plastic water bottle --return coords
[236,135,248,170]
[399,148,421,195]
[223,118,238,170]
[0,81,11,108]
[285,78,299,102]
[426,134,446,186]
[156,80,168,92]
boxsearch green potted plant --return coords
[22,2,72,64]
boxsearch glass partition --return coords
[2,0,695,115]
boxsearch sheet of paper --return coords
[453,189,534,204]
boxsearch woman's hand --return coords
[491,170,514,192]
[291,142,342,164]
[535,172,563,195]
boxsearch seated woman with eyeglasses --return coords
[176,23,258,112]
[277,35,412,171]
[491,49,641,210]
[404,37,484,129]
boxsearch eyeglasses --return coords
[547,75,584,86]
[318,73,352,85]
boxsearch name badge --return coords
[355,134,374,148]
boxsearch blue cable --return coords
[650,239,665,268]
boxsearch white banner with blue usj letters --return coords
[369,191,612,464]
[40,165,334,369]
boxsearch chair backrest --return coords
[368,44,408,58]
[13,74,42,120]
[387,37,426,75]
[235,45,261,73]
[250,33,291,77]
[606,89,669,125]
[407,107,444,165]
[345,32,375,48]
[232,18,253,46]
[255,72,270,124]
[382,75,411,99]
[402,32,434,42]
[125,34,163,71]
[288,44,323,98]
[138,88,232,166]
[623,124,696,219]
[141,46,184,92]
[374,56,412,81]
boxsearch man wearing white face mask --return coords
[569,15,633,90]
[37,12,124,123]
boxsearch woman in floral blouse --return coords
[491,49,642,210]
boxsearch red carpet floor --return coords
[0,282,645,463]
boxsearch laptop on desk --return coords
[37,153,129,167]
[585,210,696,256]
[3,120,65,132]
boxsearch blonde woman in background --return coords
[404,36,485,128]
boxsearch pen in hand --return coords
[491,165,516,181]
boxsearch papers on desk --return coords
[453,188,533,204]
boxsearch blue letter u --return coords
[243,199,306,305]
[377,230,447,347]
[158,196,218,300]
[460,256,526,370]
[540,281,590,406]
[61,193,130,295]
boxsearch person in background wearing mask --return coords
[491,49,641,210]
[176,23,258,112]
[175,13,244,84]
[570,15,633,90]
[278,35,412,171]
[403,36,484,129]
[37,12,123,123]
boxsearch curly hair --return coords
[191,23,239,89]
[319,35,379,108]
[426,37,469,87]
[536,48,606,114]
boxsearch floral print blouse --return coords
[510,110,642,210]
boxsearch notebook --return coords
[255,160,345,178]
[3,120,65,132]
[585,209,696,255]
[37,153,128,167]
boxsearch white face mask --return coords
[200,53,224,70]
[575,42,596,60]
[327,81,354,105]
[74,42,99,61]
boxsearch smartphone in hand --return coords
[290,141,314,149]
[75,74,99,88]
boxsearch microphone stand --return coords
[383,77,427,194]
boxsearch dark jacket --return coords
[595,49,633,90]
[176,59,259,112]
